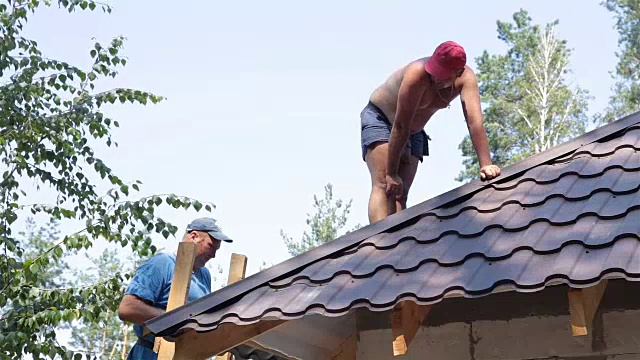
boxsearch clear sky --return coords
[15,0,621,348]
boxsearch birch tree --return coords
[517,23,589,154]
[456,10,591,182]
[0,1,214,358]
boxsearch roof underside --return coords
[146,112,640,339]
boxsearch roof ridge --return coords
[145,110,640,336]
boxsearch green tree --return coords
[456,9,592,182]
[68,248,140,359]
[0,2,214,359]
[19,217,70,288]
[600,0,639,123]
[280,183,361,257]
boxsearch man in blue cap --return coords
[118,217,233,359]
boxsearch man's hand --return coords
[480,164,501,180]
[386,173,403,199]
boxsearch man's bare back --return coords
[369,56,464,134]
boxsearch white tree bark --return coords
[515,23,580,154]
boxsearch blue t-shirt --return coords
[124,252,211,359]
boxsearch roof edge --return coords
[145,110,640,336]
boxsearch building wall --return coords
[356,309,640,360]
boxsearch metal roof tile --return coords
[145,113,640,340]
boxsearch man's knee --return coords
[371,177,387,192]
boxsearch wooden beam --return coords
[217,253,249,360]
[174,320,286,359]
[155,241,197,359]
[568,280,608,336]
[391,301,431,356]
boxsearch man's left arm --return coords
[459,68,501,180]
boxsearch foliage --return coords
[456,9,592,182]
[68,248,142,359]
[599,0,640,122]
[280,183,361,257]
[19,217,71,288]
[206,261,226,291]
[0,1,213,359]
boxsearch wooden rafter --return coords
[391,300,431,356]
[568,279,608,336]
[174,319,286,359]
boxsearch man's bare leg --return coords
[395,153,419,212]
[365,142,420,223]
[365,142,394,223]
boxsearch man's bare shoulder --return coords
[405,59,429,78]
[459,65,479,86]
[396,59,430,90]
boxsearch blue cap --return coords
[186,217,233,243]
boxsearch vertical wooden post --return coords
[217,253,248,360]
[155,241,197,360]
[568,280,608,336]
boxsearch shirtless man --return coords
[360,41,501,223]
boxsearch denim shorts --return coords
[360,101,430,162]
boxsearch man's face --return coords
[434,68,465,89]
[192,231,221,260]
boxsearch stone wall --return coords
[356,309,640,360]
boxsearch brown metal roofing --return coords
[146,112,640,338]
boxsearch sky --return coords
[12,0,622,349]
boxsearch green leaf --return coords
[29,262,40,273]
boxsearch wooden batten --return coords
[391,300,431,356]
[568,279,608,336]
[218,253,249,360]
[155,241,197,359]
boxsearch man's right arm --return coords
[117,254,170,326]
[118,294,165,325]
[388,62,428,176]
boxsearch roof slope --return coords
[146,111,640,337]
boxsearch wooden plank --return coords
[227,253,248,285]
[391,301,431,356]
[156,241,197,359]
[175,320,286,359]
[217,253,249,360]
[568,280,608,336]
